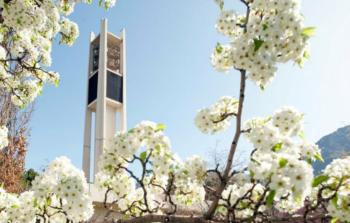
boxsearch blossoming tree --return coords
[1,0,350,222]
[0,0,114,222]
[94,0,350,222]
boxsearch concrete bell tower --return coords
[82,19,127,182]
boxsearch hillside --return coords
[314,125,350,174]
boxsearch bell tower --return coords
[82,19,127,182]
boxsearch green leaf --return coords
[266,190,276,207]
[128,128,135,134]
[262,23,268,31]
[331,195,338,207]
[239,17,247,25]
[98,0,103,6]
[272,143,283,152]
[156,123,166,131]
[312,175,329,187]
[11,204,19,208]
[3,3,9,11]
[306,158,312,165]
[328,182,338,190]
[297,50,311,68]
[253,38,264,52]
[331,218,338,223]
[298,131,306,139]
[259,85,265,91]
[46,197,52,207]
[249,170,255,178]
[240,201,250,209]
[279,158,288,168]
[219,1,224,10]
[315,152,324,162]
[55,78,60,87]
[294,193,302,204]
[140,151,148,162]
[215,43,223,54]
[105,164,113,171]
[303,50,310,60]
[33,198,39,208]
[301,27,316,38]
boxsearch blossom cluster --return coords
[0,189,36,223]
[212,0,314,88]
[0,0,115,107]
[0,156,92,222]
[96,121,207,215]
[320,157,350,221]
[59,17,80,46]
[250,152,313,212]
[195,96,238,134]
[0,126,9,150]
[31,156,93,222]
[244,107,320,212]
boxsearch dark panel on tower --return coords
[92,46,99,72]
[107,71,123,103]
[88,72,98,104]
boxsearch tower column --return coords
[82,110,92,182]
[83,32,96,182]
[121,29,127,132]
[94,19,108,178]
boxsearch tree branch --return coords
[205,70,247,219]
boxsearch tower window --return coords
[92,46,99,72]
[107,71,123,103]
[88,72,98,104]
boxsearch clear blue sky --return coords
[26,0,350,171]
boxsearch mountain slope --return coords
[314,125,350,174]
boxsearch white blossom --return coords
[0,157,92,222]
[272,106,303,136]
[299,142,322,162]
[243,107,317,213]
[249,151,313,212]
[97,121,209,213]
[213,0,224,10]
[215,11,240,38]
[212,0,313,88]
[60,18,79,46]
[0,0,116,107]
[322,157,350,221]
[31,156,93,222]
[211,44,234,72]
[184,155,207,184]
[195,96,238,134]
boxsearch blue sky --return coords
[26,0,350,171]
